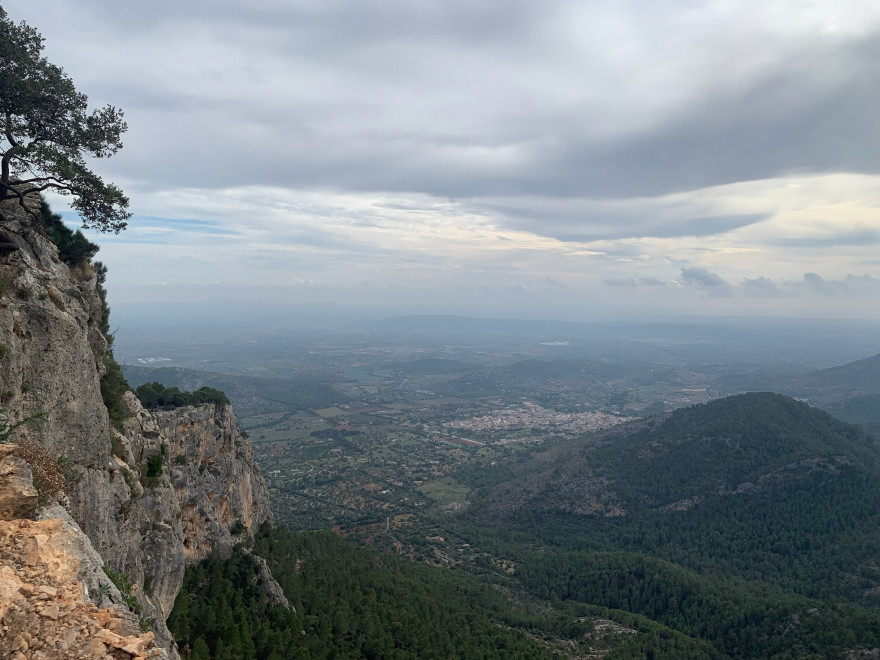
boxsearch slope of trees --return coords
[451,393,880,657]
[169,526,561,660]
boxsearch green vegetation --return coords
[102,566,142,616]
[145,454,163,479]
[170,524,710,659]
[36,200,98,266]
[127,332,880,659]
[101,352,130,430]
[450,393,880,657]
[121,466,138,496]
[0,6,129,232]
[92,261,131,430]
[135,381,229,410]
[590,392,876,508]
[124,365,346,417]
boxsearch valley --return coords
[120,318,880,658]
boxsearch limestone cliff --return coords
[0,194,276,657]
[153,403,271,562]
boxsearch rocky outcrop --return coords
[154,404,271,562]
[0,193,278,656]
[0,448,38,521]
[0,196,110,471]
[0,450,168,659]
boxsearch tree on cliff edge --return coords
[0,6,130,233]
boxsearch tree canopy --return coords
[0,7,130,232]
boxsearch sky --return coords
[5,0,880,322]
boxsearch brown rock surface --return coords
[0,506,168,658]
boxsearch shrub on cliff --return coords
[135,382,230,410]
[37,199,99,266]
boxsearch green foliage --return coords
[36,199,99,265]
[0,7,130,232]
[135,381,230,409]
[94,261,112,342]
[455,393,880,658]
[102,566,142,615]
[124,364,348,413]
[91,260,132,430]
[592,392,876,509]
[169,525,564,660]
[120,466,139,497]
[101,352,130,431]
[145,454,163,479]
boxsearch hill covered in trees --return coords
[451,393,880,657]
[169,525,716,659]
[167,393,880,658]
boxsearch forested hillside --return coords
[454,393,880,657]
[169,526,718,659]
[169,393,880,659]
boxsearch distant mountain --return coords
[787,353,880,432]
[476,392,877,513]
[803,352,880,392]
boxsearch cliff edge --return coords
[0,194,276,657]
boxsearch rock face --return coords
[0,194,276,656]
[154,404,271,562]
[0,503,168,659]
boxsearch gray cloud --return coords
[13,0,880,205]
[804,272,880,297]
[740,276,785,298]
[603,270,880,303]
[772,227,880,248]
[604,276,669,287]
[486,200,767,241]
[7,0,880,320]
[679,267,734,297]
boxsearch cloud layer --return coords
[6,0,880,319]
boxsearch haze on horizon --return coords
[6,0,880,322]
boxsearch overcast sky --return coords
[6,0,880,322]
